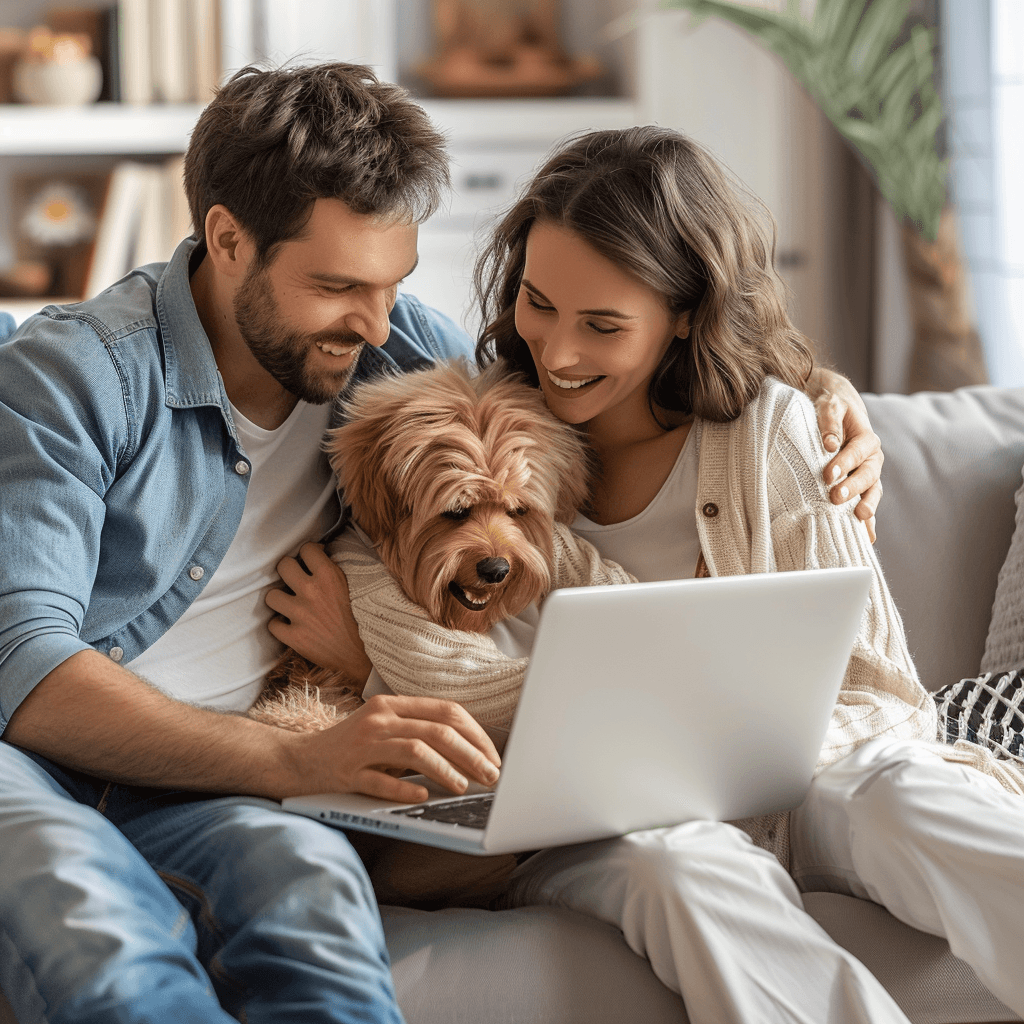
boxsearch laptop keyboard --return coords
[390,793,495,829]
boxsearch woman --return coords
[277,127,1024,1023]
[461,125,1024,1024]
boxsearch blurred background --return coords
[0,0,1019,393]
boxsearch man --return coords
[0,63,879,1023]
[0,63,501,1024]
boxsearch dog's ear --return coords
[324,380,408,545]
[542,420,593,523]
[480,372,594,524]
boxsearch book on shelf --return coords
[118,0,223,105]
[83,157,195,299]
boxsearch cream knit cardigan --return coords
[330,378,1023,864]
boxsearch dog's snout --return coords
[477,557,510,583]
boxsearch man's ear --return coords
[204,204,253,280]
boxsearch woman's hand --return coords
[266,542,373,686]
[805,367,882,543]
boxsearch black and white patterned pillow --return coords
[934,670,1024,765]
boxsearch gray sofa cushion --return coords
[804,892,1020,1024]
[382,905,689,1023]
[864,386,1024,693]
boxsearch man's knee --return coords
[186,801,378,921]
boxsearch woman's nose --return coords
[537,322,580,371]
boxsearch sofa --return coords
[2,383,1023,1024]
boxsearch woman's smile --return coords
[546,369,604,390]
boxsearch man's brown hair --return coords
[184,62,449,264]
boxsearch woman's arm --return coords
[769,395,935,771]
[804,366,882,542]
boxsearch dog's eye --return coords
[507,506,530,518]
[441,507,471,521]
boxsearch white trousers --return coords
[501,738,1024,1024]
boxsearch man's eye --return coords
[441,507,471,521]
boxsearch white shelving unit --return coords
[0,103,205,156]
[0,1,842,368]
[0,0,642,327]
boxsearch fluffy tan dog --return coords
[250,358,596,730]
[249,360,632,909]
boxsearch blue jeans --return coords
[0,742,404,1024]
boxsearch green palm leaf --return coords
[664,0,946,239]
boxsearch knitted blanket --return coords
[327,522,636,731]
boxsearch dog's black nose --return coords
[477,557,510,583]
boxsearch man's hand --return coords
[282,694,502,803]
[805,367,882,543]
[6,651,500,803]
[266,542,372,686]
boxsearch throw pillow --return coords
[934,670,1024,765]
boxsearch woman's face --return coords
[514,220,689,434]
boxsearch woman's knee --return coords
[612,820,772,897]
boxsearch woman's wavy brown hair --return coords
[474,126,814,423]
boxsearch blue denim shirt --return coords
[0,237,473,731]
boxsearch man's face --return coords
[233,198,419,404]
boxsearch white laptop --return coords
[282,566,872,855]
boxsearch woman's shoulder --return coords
[707,376,819,448]
[697,376,827,496]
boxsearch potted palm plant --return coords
[663,0,986,392]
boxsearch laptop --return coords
[282,566,872,855]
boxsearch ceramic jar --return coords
[13,54,103,105]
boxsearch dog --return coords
[250,358,630,731]
[249,359,633,908]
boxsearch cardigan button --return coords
[702,502,720,518]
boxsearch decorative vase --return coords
[13,54,102,106]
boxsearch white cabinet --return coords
[407,97,637,329]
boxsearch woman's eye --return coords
[525,294,554,312]
[588,322,619,335]
[441,507,471,521]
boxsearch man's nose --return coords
[347,291,392,348]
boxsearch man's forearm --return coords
[3,649,300,798]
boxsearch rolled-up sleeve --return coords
[0,313,127,730]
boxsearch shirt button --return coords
[109,647,124,662]
[189,566,205,581]
[702,502,720,518]
[235,460,250,475]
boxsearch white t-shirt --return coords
[495,427,701,661]
[127,399,336,710]
[571,425,701,584]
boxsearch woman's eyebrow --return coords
[521,279,637,320]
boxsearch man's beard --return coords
[233,263,365,405]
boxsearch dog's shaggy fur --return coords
[250,360,593,730]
